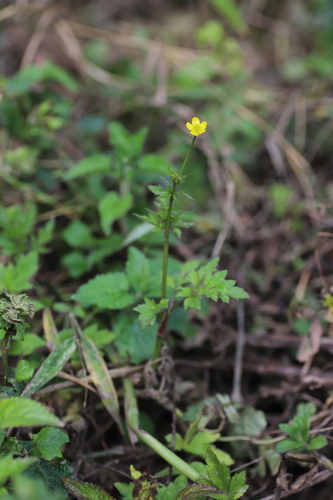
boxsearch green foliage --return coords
[174,448,248,500]
[0,398,62,428]
[0,475,67,500]
[62,478,116,500]
[276,403,327,453]
[0,253,38,294]
[72,272,135,310]
[21,337,77,397]
[176,258,249,311]
[0,428,72,498]
[98,192,133,236]
[134,299,169,327]
[32,428,69,460]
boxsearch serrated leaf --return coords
[176,483,226,500]
[183,296,201,310]
[156,475,188,500]
[98,191,132,236]
[126,246,150,293]
[307,436,327,450]
[115,482,134,500]
[206,447,230,492]
[62,478,116,500]
[134,298,169,327]
[72,272,135,309]
[63,154,110,180]
[0,397,62,428]
[80,334,122,433]
[32,427,69,460]
[25,458,73,493]
[0,251,38,292]
[21,337,77,397]
[229,471,248,499]
[181,261,201,274]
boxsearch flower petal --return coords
[186,122,193,130]
[192,117,200,125]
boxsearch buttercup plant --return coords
[134,117,248,360]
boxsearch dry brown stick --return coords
[36,365,144,396]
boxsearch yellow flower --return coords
[186,117,207,136]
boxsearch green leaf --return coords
[62,220,94,249]
[125,246,150,293]
[63,154,110,180]
[138,154,170,175]
[229,406,267,437]
[134,298,169,327]
[0,251,38,292]
[206,447,230,493]
[185,431,219,456]
[8,333,46,356]
[15,359,34,381]
[72,272,135,310]
[0,454,36,486]
[115,482,134,500]
[80,334,122,433]
[307,436,327,450]
[24,458,73,494]
[62,478,116,500]
[0,397,62,428]
[6,61,79,94]
[184,296,201,311]
[207,0,246,33]
[98,191,133,236]
[32,427,69,460]
[119,222,154,249]
[108,121,148,157]
[156,475,188,500]
[175,483,227,500]
[276,439,304,453]
[21,337,77,397]
[229,471,248,500]
[113,317,157,363]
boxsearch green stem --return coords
[134,428,202,482]
[153,136,197,361]
[180,136,196,176]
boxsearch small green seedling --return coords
[276,403,327,453]
[176,447,248,500]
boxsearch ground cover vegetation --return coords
[1,0,333,499]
